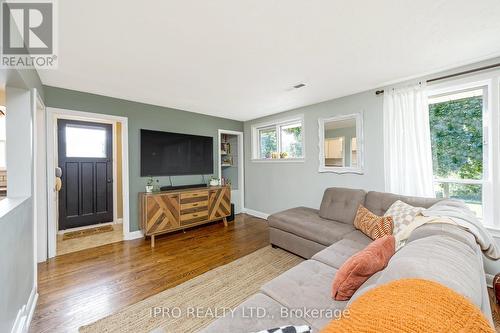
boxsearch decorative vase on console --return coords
[209,177,219,186]
[146,176,156,192]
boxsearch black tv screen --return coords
[140,129,213,176]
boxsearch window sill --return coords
[486,226,500,238]
[251,158,305,163]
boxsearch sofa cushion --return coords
[349,234,484,309]
[268,207,354,246]
[260,260,346,331]
[270,228,326,259]
[312,238,369,269]
[365,191,440,216]
[342,230,373,245]
[198,293,309,333]
[319,187,366,224]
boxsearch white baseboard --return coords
[242,208,269,220]
[11,286,38,333]
[124,230,144,240]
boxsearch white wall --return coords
[6,88,32,197]
[0,86,38,332]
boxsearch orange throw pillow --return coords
[353,205,393,240]
[324,279,494,333]
[332,235,395,301]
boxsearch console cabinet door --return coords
[208,187,231,220]
[145,194,180,234]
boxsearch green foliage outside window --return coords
[282,126,303,158]
[259,125,303,159]
[429,96,483,202]
[259,129,277,158]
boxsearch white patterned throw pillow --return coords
[384,200,423,235]
[252,325,311,333]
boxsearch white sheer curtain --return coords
[383,84,435,197]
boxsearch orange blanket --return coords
[322,278,494,333]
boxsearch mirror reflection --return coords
[324,118,357,168]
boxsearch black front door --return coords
[58,119,113,230]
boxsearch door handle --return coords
[107,179,113,183]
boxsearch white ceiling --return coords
[39,0,500,121]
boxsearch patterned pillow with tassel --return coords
[353,205,393,240]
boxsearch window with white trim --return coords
[428,86,488,220]
[252,117,304,160]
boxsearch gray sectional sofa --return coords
[200,187,493,332]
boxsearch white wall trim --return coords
[242,207,269,220]
[124,230,144,240]
[45,107,130,258]
[11,286,38,333]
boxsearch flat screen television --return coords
[140,129,213,176]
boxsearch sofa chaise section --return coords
[269,188,366,258]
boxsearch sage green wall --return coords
[43,86,243,232]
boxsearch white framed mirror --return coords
[318,113,364,174]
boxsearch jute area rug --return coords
[79,246,303,333]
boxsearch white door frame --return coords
[45,107,130,259]
[31,89,45,323]
[218,129,244,214]
[33,89,47,266]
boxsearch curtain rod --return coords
[375,62,500,95]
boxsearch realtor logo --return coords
[1,0,58,68]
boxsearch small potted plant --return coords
[146,176,155,193]
[209,177,219,186]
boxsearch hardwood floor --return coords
[30,214,269,333]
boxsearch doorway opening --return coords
[218,130,244,214]
[45,108,129,258]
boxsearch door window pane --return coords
[259,127,277,159]
[66,126,107,158]
[280,123,303,158]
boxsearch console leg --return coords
[223,217,228,227]
[151,234,155,248]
